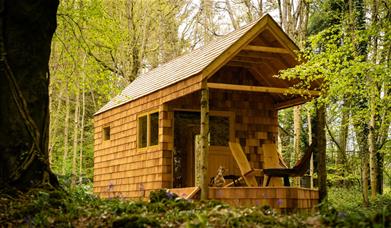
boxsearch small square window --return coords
[103,127,110,141]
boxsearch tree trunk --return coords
[371,0,384,196]
[298,0,309,46]
[376,96,388,195]
[368,90,377,200]
[277,0,283,27]
[337,99,349,175]
[79,69,86,183]
[71,86,80,187]
[282,0,288,30]
[48,85,65,165]
[126,0,141,81]
[62,85,70,175]
[225,0,239,30]
[201,0,213,43]
[355,124,370,206]
[352,0,370,205]
[293,105,301,186]
[316,104,327,202]
[257,0,263,16]
[200,80,209,200]
[286,0,293,35]
[307,108,314,188]
[0,0,59,190]
[242,0,254,22]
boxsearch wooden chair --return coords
[228,142,263,187]
[263,143,314,186]
[262,143,288,186]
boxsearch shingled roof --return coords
[95,14,296,115]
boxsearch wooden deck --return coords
[208,187,319,211]
[168,186,319,211]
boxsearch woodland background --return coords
[49,0,390,205]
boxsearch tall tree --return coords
[0,0,59,190]
[61,84,70,175]
[293,105,302,186]
[316,104,327,202]
[281,0,390,204]
[337,100,349,171]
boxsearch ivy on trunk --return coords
[0,0,59,191]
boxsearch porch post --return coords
[200,80,209,200]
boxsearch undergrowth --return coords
[0,185,390,227]
[321,186,391,227]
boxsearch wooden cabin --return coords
[93,14,320,210]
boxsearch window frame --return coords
[137,110,159,149]
[172,109,235,149]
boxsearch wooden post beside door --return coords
[200,80,209,200]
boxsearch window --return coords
[103,126,110,141]
[138,112,159,148]
[138,116,147,148]
[173,111,231,147]
[210,116,229,146]
[150,112,159,146]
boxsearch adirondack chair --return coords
[262,143,289,186]
[262,143,314,187]
[228,142,263,187]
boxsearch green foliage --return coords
[149,188,179,203]
[280,2,390,194]
[112,215,160,228]
[2,186,391,227]
[322,187,391,227]
[326,164,360,187]
[49,0,193,181]
[281,9,390,123]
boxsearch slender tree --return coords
[293,105,302,186]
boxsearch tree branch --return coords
[325,122,343,152]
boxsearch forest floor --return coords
[0,185,390,227]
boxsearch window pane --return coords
[138,116,147,148]
[150,112,159,146]
[103,127,110,141]
[210,116,229,146]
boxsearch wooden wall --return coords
[209,187,319,211]
[94,66,279,199]
[93,75,201,199]
[167,88,277,180]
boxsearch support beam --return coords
[243,45,291,54]
[226,61,252,68]
[200,80,209,200]
[207,83,321,96]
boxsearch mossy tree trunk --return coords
[0,0,59,190]
[200,80,209,200]
[316,103,327,202]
